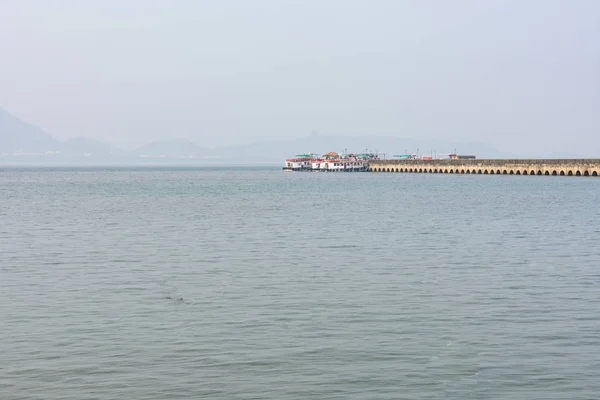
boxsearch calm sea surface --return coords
[1,166,600,399]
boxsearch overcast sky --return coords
[1,0,598,153]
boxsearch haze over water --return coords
[2,167,600,399]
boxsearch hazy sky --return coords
[1,0,599,153]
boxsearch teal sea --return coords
[1,166,600,399]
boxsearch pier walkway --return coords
[369,159,600,177]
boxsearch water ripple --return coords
[1,168,599,399]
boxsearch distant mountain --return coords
[61,137,126,157]
[133,139,213,158]
[0,105,521,164]
[0,107,125,159]
[211,132,519,162]
[0,108,61,154]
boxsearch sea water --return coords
[1,167,599,399]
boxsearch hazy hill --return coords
[61,137,126,157]
[212,132,518,162]
[0,108,123,158]
[0,108,61,153]
[133,139,213,158]
[1,105,520,164]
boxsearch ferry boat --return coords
[282,153,315,171]
[283,152,378,172]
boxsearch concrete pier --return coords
[369,159,600,177]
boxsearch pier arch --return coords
[516,171,521,175]
[560,171,566,176]
[594,171,598,176]
[568,171,573,176]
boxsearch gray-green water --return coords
[1,167,599,399]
